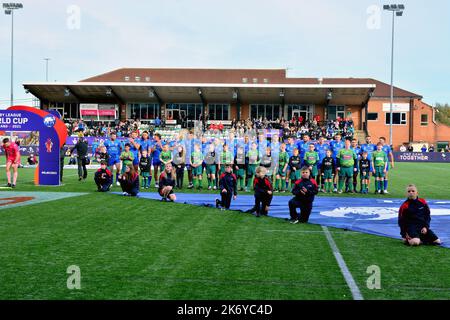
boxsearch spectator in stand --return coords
[428,144,435,152]
[421,144,427,153]
[77,120,85,133]
[399,144,407,152]
[408,144,414,152]
[27,153,38,165]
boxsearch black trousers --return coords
[254,193,273,215]
[176,164,185,188]
[77,157,88,179]
[119,180,139,196]
[94,177,112,192]
[60,157,65,182]
[289,198,313,222]
[220,190,233,209]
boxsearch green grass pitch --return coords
[0,158,449,299]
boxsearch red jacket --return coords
[253,176,273,196]
[398,198,431,237]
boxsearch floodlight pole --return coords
[384,4,404,147]
[44,58,50,81]
[389,10,395,147]
[10,8,14,108]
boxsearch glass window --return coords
[128,103,159,120]
[421,114,428,126]
[386,112,407,125]
[209,104,230,121]
[368,113,378,120]
[287,104,313,121]
[250,104,281,121]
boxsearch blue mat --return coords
[114,192,450,248]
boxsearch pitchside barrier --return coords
[394,152,450,163]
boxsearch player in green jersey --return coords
[275,143,289,192]
[159,143,173,172]
[303,143,319,181]
[246,142,260,191]
[372,142,388,194]
[336,139,358,193]
[191,144,204,190]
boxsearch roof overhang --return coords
[23,82,376,105]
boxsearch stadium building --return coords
[23,68,450,150]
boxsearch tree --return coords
[435,103,450,126]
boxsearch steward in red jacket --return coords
[288,166,318,223]
[245,166,273,217]
[398,184,441,246]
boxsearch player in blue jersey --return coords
[330,134,344,192]
[270,133,281,183]
[151,133,163,188]
[185,131,195,189]
[91,138,100,160]
[227,132,237,160]
[139,131,152,186]
[350,138,362,192]
[315,136,331,191]
[126,131,141,172]
[258,132,268,159]
[104,132,122,186]
[297,134,311,160]
[139,131,152,157]
[379,136,395,194]
[360,135,376,192]
[285,136,297,189]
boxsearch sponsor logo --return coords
[41,171,58,175]
[43,115,56,128]
[319,206,450,221]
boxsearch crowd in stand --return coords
[64,119,142,138]
[64,116,355,141]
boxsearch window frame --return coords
[385,112,407,125]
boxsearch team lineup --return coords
[91,130,395,196]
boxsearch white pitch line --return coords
[322,226,364,300]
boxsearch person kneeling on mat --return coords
[245,166,273,217]
[216,164,237,210]
[158,162,177,202]
[94,160,113,192]
[119,164,139,196]
[398,184,441,246]
[288,166,318,224]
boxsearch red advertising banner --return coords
[80,110,98,116]
[80,110,115,116]
[98,110,115,116]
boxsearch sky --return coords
[0,0,449,109]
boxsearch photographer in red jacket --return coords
[288,166,318,224]
[398,184,441,246]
